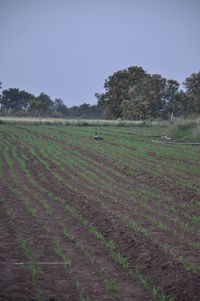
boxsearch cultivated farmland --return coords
[0,124,200,301]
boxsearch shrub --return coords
[167,120,200,142]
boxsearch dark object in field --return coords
[94,132,103,140]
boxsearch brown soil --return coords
[1,126,200,301]
[0,207,36,301]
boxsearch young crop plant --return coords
[191,214,200,225]
[89,225,105,242]
[56,220,96,265]
[76,281,91,301]
[18,233,43,301]
[53,240,72,267]
[106,240,116,252]
[162,243,197,274]
[3,146,17,182]
[104,277,118,300]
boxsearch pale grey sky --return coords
[0,0,199,106]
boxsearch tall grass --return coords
[0,116,170,126]
[0,116,144,126]
[166,118,200,142]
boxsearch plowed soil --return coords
[0,124,200,301]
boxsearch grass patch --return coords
[167,120,200,142]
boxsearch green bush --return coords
[167,120,200,142]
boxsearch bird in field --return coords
[94,132,103,140]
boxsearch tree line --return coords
[95,66,200,120]
[0,84,104,119]
[1,66,199,120]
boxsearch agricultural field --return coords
[0,124,200,301]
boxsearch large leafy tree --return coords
[96,66,147,119]
[183,71,200,114]
[0,88,34,113]
[143,74,166,118]
[172,91,189,117]
[96,65,184,120]
[122,74,167,120]
[162,79,180,118]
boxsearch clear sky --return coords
[0,0,199,107]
